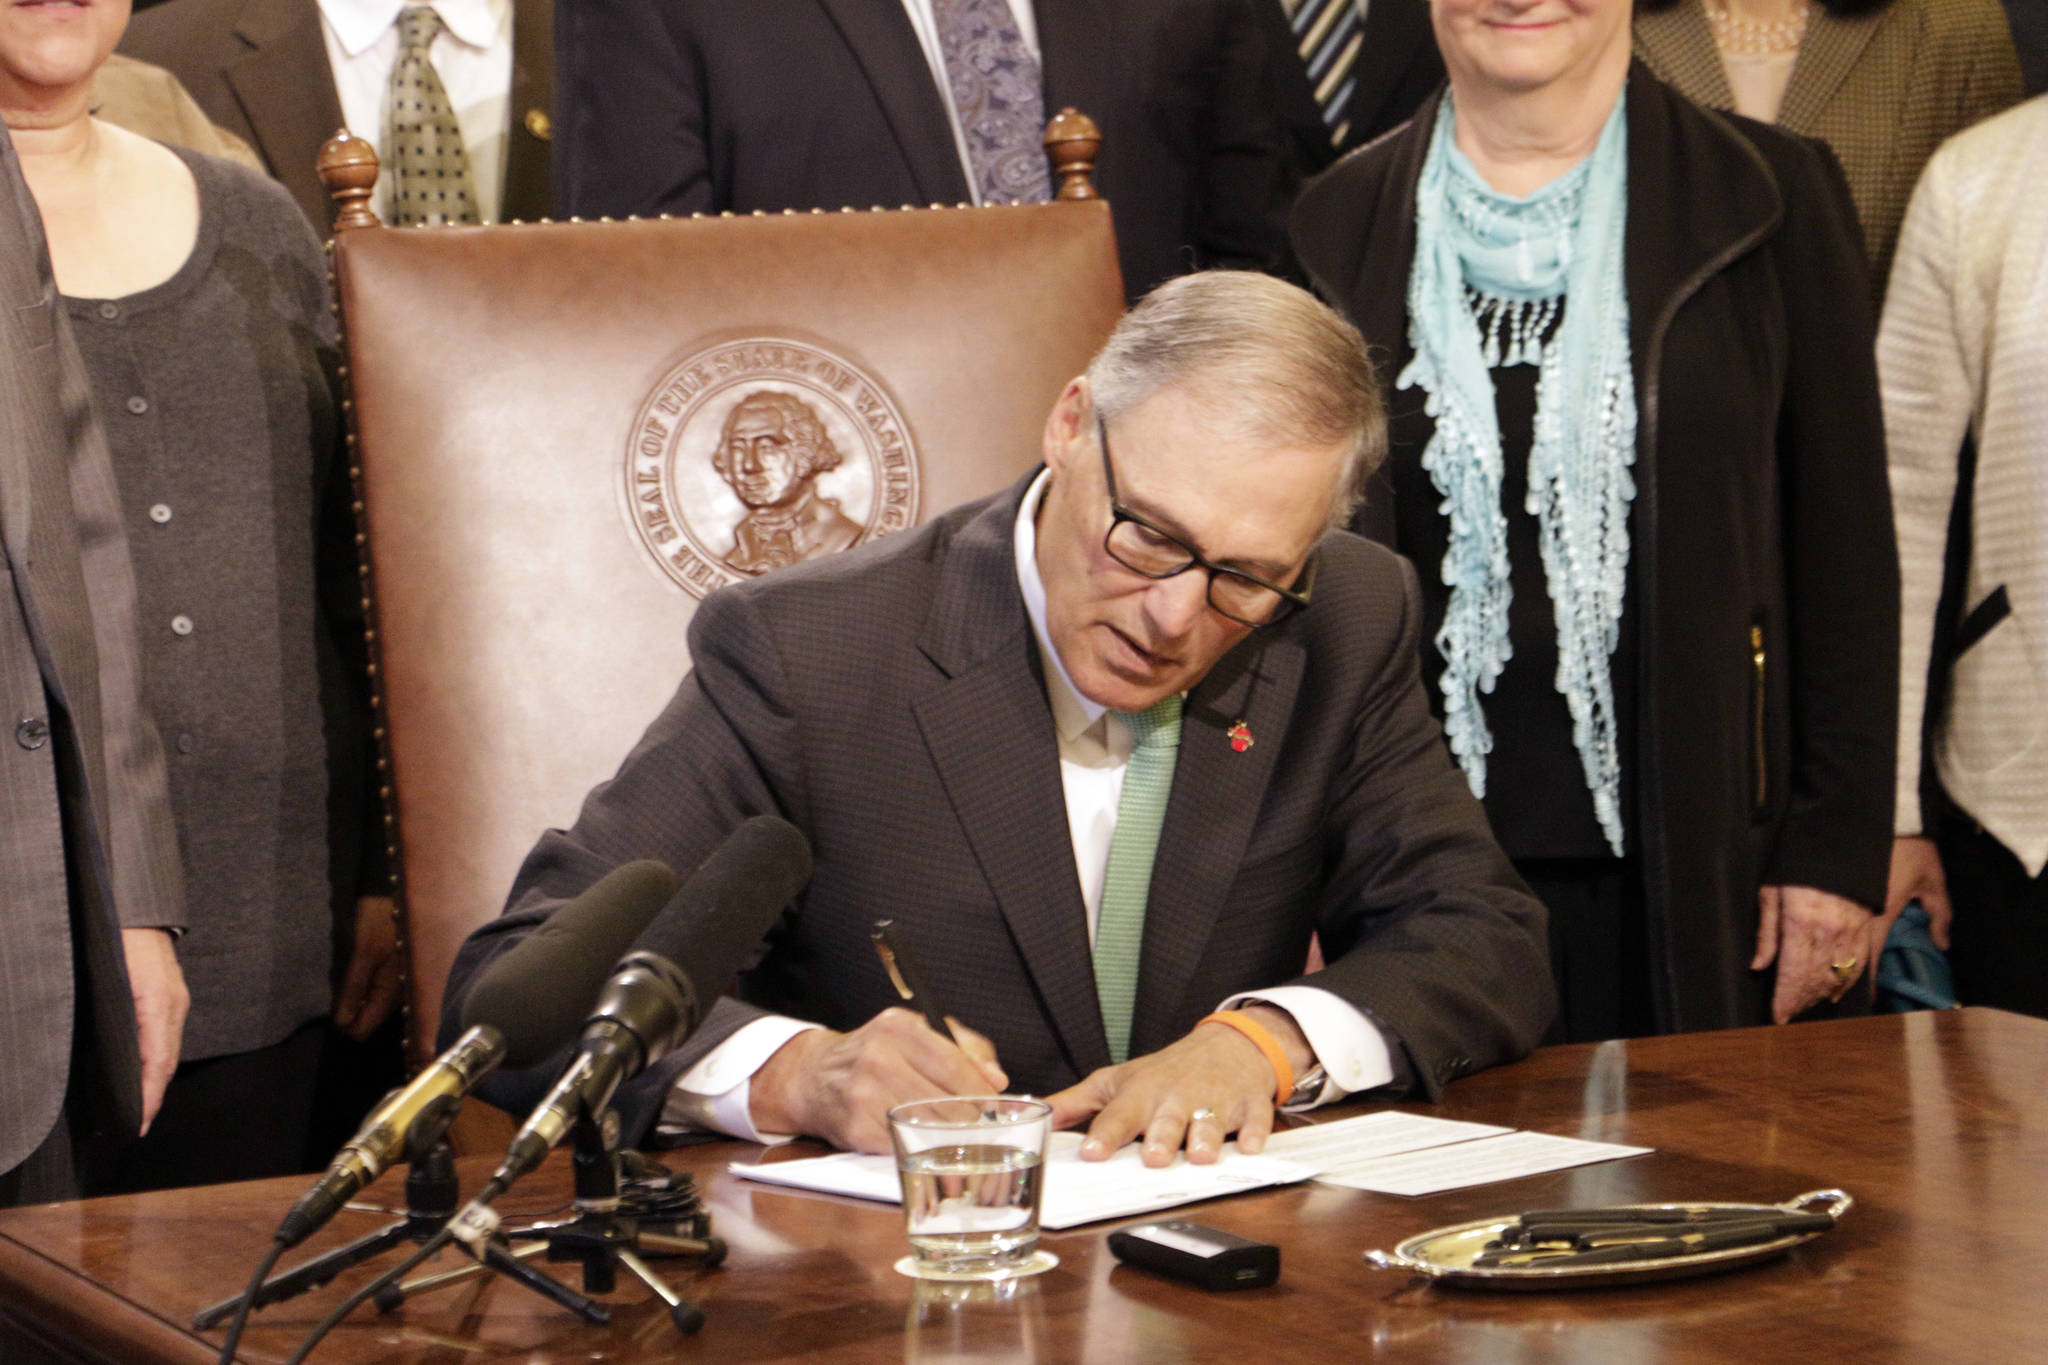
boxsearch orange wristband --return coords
[1199,1010,1294,1108]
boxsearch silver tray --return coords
[1362,1189,1852,1291]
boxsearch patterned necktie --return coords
[1094,696,1183,1065]
[931,0,1053,205]
[1284,0,1363,149]
[385,6,481,227]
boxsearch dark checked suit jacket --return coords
[122,0,556,233]
[551,0,1299,302]
[0,129,185,1177]
[447,472,1554,1145]
[1634,0,2022,298]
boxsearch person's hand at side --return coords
[121,927,190,1134]
[1877,835,1953,950]
[1046,1005,1306,1168]
[748,1008,1006,1153]
[1753,884,1876,1023]
[333,895,404,1041]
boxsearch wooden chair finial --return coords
[1043,108,1102,202]
[318,129,383,231]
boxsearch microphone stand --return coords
[372,1103,725,1336]
[191,1141,461,1331]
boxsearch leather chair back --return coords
[327,160,1124,1064]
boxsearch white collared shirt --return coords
[662,473,1391,1142]
[896,0,1039,207]
[316,0,513,222]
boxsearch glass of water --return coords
[888,1096,1057,1281]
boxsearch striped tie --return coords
[1094,696,1183,1065]
[1285,0,1363,149]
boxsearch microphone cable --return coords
[281,1224,460,1365]
[213,1237,287,1365]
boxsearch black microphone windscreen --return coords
[635,816,813,1011]
[461,859,681,1067]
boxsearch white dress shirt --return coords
[897,0,1040,206]
[316,0,513,222]
[662,472,1394,1142]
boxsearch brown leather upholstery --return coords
[332,203,1124,1064]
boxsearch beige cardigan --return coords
[1635,0,2022,295]
[88,54,264,174]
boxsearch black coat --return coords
[551,0,1298,302]
[1291,67,1899,1032]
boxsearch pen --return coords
[1472,1221,1800,1268]
[1502,1208,1835,1246]
[870,919,961,1045]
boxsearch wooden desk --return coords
[3,1009,2044,1363]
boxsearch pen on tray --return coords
[871,918,960,1045]
[1472,1222,1798,1268]
[1500,1206,1837,1246]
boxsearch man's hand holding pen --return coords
[748,1009,1007,1153]
[754,920,1321,1162]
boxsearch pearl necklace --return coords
[1704,0,1813,57]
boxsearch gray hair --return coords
[1084,271,1385,526]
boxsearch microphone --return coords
[459,859,685,1068]
[276,1025,504,1248]
[274,859,683,1250]
[489,816,814,1189]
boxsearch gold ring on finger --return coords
[1189,1107,1216,1123]
[1829,958,1859,982]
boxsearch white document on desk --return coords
[1308,1130,1652,1196]
[1261,1110,1648,1196]
[730,1131,1314,1229]
[1261,1111,1513,1167]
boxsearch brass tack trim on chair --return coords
[317,126,420,1065]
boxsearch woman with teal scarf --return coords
[1292,0,1899,1042]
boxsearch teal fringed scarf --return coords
[1397,93,1637,856]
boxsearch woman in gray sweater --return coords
[6,0,393,1188]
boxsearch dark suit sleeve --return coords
[1287,555,1554,1096]
[1251,0,1338,182]
[554,0,712,216]
[443,584,808,1143]
[1757,137,1898,907]
[1182,0,1302,276]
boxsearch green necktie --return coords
[1095,696,1183,1064]
[385,7,481,227]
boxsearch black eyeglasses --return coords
[1095,416,1316,628]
